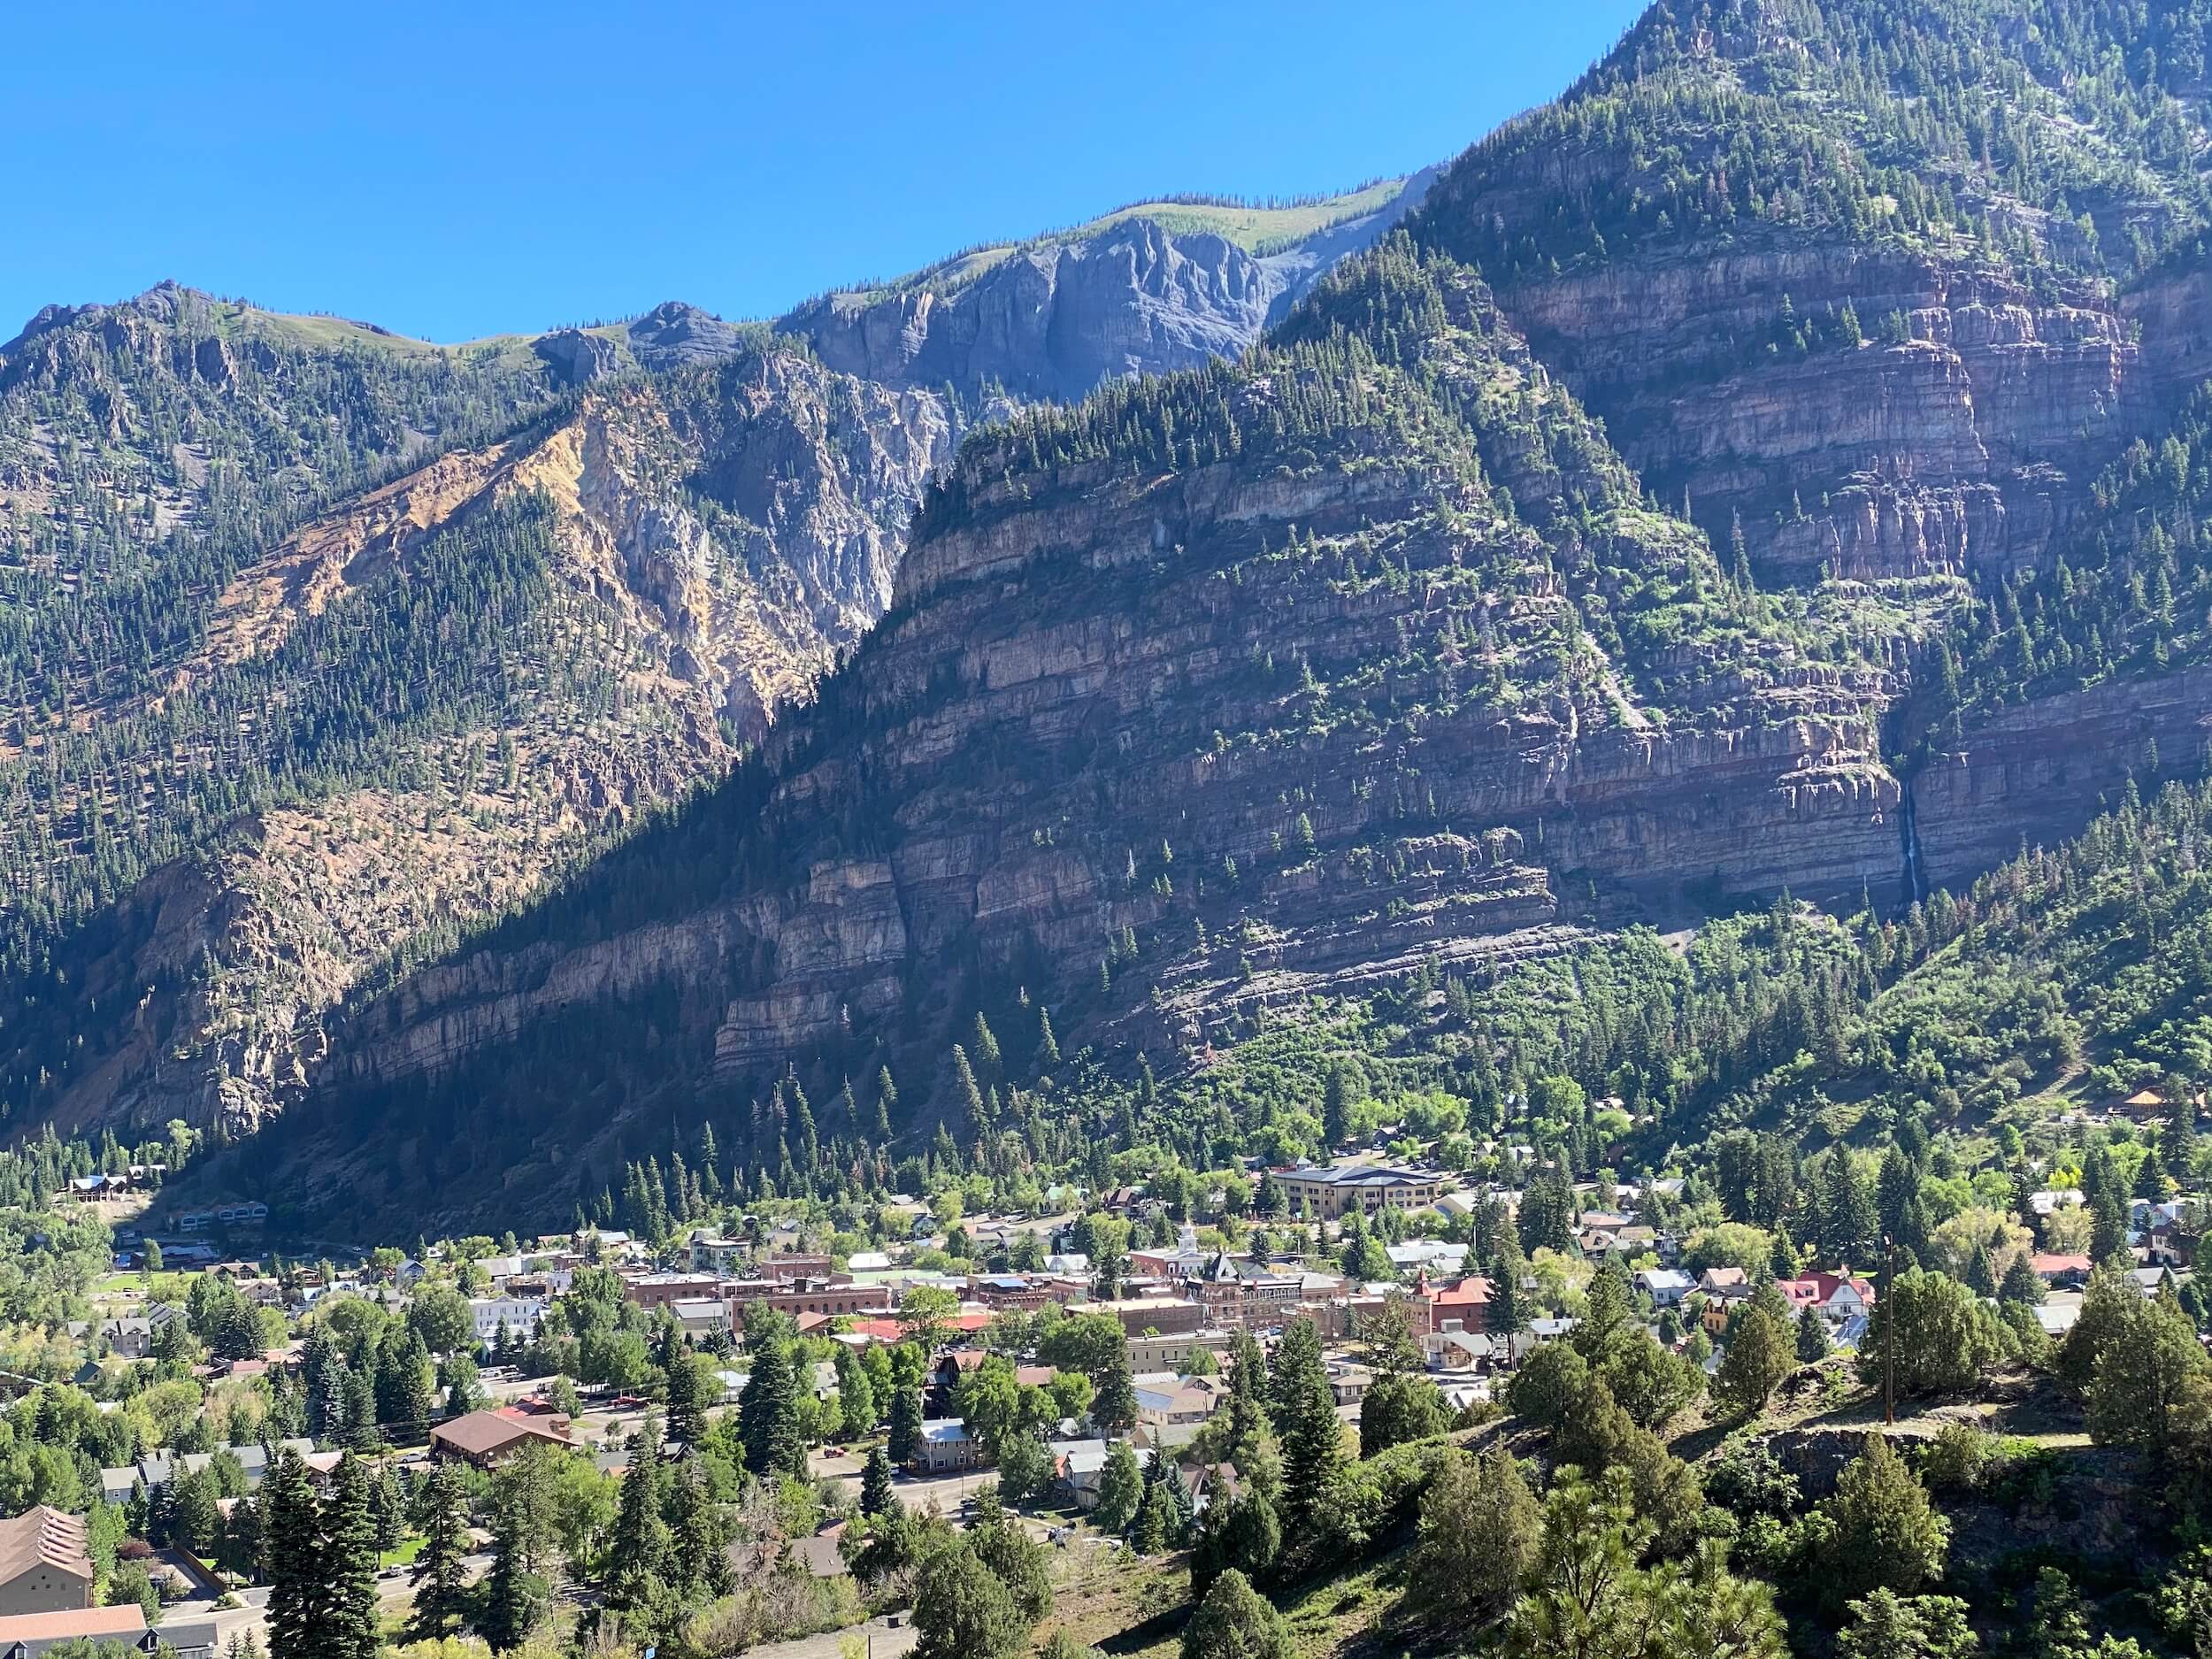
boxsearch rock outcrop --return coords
[777,176,1434,403]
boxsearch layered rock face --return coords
[1489,243,2137,582]
[308,274,1914,1190]
[777,177,1433,403]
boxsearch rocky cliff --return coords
[775,175,1435,403]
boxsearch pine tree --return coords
[1269,1319,1342,1535]
[875,1067,897,1144]
[861,1446,896,1517]
[888,1386,925,1465]
[738,1341,806,1478]
[1999,1252,2047,1306]
[604,1417,672,1612]
[411,1460,470,1634]
[262,1448,326,1659]
[1796,1307,1832,1362]
[667,1455,733,1598]
[321,1454,380,1659]
[664,1345,708,1448]
[1322,1061,1356,1148]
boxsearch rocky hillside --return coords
[0,184,1432,1148]
[196,0,2212,1234]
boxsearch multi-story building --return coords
[1273,1164,1444,1220]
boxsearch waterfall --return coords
[1898,775,1928,910]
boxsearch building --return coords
[723,1279,893,1321]
[469,1297,548,1343]
[1634,1269,1694,1307]
[1134,1375,1231,1427]
[1126,1329,1233,1374]
[428,1409,576,1470]
[912,1420,987,1474]
[1274,1164,1445,1220]
[1416,1271,1494,1333]
[970,1276,1056,1312]
[1097,1297,1202,1339]
[688,1234,748,1276]
[0,1606,218,1659]
[0,1510,90,1615]
[620,1273,725,1311]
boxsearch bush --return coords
[1917,1422,2007,1494]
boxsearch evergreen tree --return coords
[1094,1442,1144,1537]
[262,1448,326,1659]
[1797,1307,1833,1362]
[1714,1306,1794,1417]
[321,1454,380,1659]
[411,1460,470,1635]
[737,1340,806,1479]
[1268,1318,1342,1536]
[1816,1434,1951,1609]
[664,1345,708,1448]
[667,1455,733,1599]
[888,1386,925,1466]
[860,1446,896,1517]
[1183,1569,1295,1659]
[1999,1251,2047,1306]
[1322,1061,1356,1148]
[603,1416,672,1614]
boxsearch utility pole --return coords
[1881,1234,1898,1425]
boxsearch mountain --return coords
[0,180,1435,1149]
[774,174,1437,402]
[170,0,2212,1236]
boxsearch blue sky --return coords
[2,3,1648,343]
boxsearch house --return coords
[2132,1265,2180,1298]
[96,1317,152,1360]
[1634,1269,1694,1308]
[846,1252,895,1274]
[0,1606,218,1659]
[428,1409,576,1469]
[1275,1164,1446,1220]
[1425,1325,1502,1372]
[0,1509,91,1614]
[787,1523,850,1581]
[1696,1267,1750,1299]
[2029,1188,2085,1217]
[2029,1253,2092,1286]
[1134,1375,1230,1427]
[1051,1438,1111,1508]
[1801,1271,1877,1318]
[1326,1363,1374,1406]
[912,1420,987,1474]
[1387,1241,1469,1276]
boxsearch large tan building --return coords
[0,1509,90,1616]
[1275,1164,1444,1220]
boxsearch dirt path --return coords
[741,1613,917,1659]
